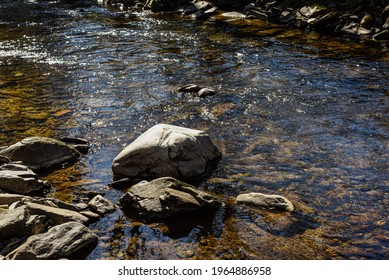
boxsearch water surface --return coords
[1,0,388,259]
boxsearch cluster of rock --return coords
[101,0,389,41]
[245,0,389,40]
[112,124,294,221]
[1,124,294,260]
[0,137,115,259]
[177,84,217,97]
[0,194,115,259]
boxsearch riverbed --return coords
[0,0,388,259]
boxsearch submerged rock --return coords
[112,124,221,181]
[0,137,81,173]
[0,164,51,194]
[119,177,222,220]
[236,192,294,212]
[6,221,98,260]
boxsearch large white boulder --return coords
[112,124,221,181]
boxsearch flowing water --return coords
[1,0,388,259]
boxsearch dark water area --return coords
[1,0,388,259]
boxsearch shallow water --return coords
[1,0,388,259]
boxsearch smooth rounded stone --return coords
[177,84,202,93]
[119,177,222,220]
[88,195,116,216]
[0,137,81,173]
[6,221,98,260]
[236,192,294,212]
[60,137,89,145]
[0,206,30,241]
[112,124,222,181]
[0,164,51,194]
[198,87,216,97]
[26,202,89,224]
[217,12,246,20]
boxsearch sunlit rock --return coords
[0,194,28,206]
[0,206,30,241]
[6,222,98,260]
[236,192,294,212]
[25,202,89,224]
[88,195,116,216]
[0,137,81,173]
[112,124,221,181]
[0,164,51,194]
[119,177,222,220]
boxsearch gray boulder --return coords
[0,164,50,194]
[0,206,30,241]
[112,124,221,181]
[6,221,98,260]
[0,137,81,173]
[88,195,116,216]
[119,177,222,220]
[236,192,294,212]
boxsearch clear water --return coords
[1,0,388,259]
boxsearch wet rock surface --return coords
[88,194,116,216]
[0,137,81,173]
[0,206,30,241]
[0,164,51,194]
[6,221,98,260]
[119,177,223,220]
[114,0,389,42]
[112,124,221,181]
[0,193,109,258]
[236,192,294,212]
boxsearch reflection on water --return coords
[0,0,388,259]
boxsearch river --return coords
[0,0,388,259]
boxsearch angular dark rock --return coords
[0,206,30,241]
[0,164,51,194]
[88,195,116,216]
[119,177,222,220]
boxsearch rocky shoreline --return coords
[1,122,294,260]
[99,0,389,42]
